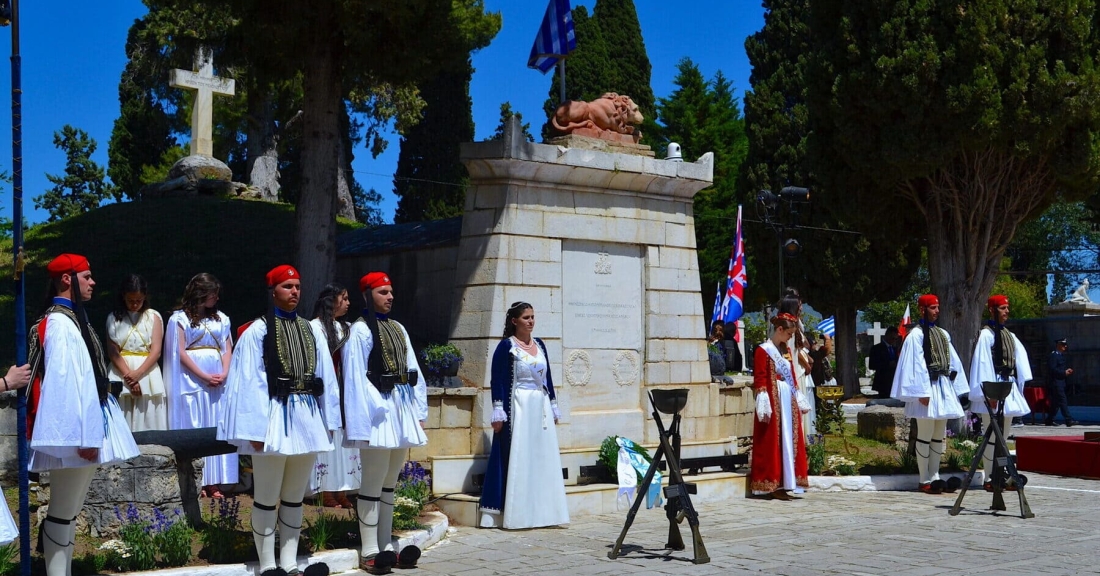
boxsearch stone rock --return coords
[856,405,910,446]
[168,154,232,182]
[61,445,205,537]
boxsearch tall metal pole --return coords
[7,1,30,574]
[557,59,566,104]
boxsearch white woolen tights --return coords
[43,466,97,576]
[251,454,315,573]
[980,413,1010,479]
[357,449,407,558]
[915,418,947,484]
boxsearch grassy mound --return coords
[0,196,360,366]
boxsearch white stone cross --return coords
[169,47,235,157]
[867,322,887,346]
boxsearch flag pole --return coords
[4,1,30,573]
[558,59,566,104]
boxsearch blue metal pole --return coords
[8,1,29,574]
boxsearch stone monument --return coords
[142,47,256,199]
[424,117,756,519]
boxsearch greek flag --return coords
[528,0,576,73]
[817,316,836,338]
[710,282,723,327]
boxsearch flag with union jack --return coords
[719,206,748,328]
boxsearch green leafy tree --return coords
[36,126,119,222]
[393,59,475,223]
[142,0,501,302]
[656,59,748,318]
[807,1,1100,367]
[744,0,922,394]
[541,5,613,140]
[352,185,384,227]
[490,102,534,142]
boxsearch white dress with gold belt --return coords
[107,309,167,431]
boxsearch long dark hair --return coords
[502,301,533,338]
[312,282,349,353]
[112,273,150,322]
[179,273,221,327]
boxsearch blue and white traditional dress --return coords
[218,309,342,456]
[309,318,361,493]
[969,321,1031,417]
[164,309,238,485]
[479,337,569,529]
[29,298,141,472]
[341,313,425,450]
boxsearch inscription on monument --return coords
[562,241,643,350]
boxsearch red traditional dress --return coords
[750,340,809,494]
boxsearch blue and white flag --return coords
[710,282,723,328]
[817,316,836,338]
[528,0,576,73]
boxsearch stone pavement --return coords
[416,470,1099,575]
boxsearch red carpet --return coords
[1016,436,1100,479]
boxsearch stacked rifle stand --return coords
[609,389,709,564]
[949,381,1034,518]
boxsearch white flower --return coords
[393,496,418,508]
[959,440,978,449]
[99,539,132,558]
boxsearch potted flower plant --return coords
[420,342,464,384]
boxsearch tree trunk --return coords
[246,91,280,203]
[335,132,356,221]
[834,306,859,398]
[296,4,341,307]
[909,148,1055,370]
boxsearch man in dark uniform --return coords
[1046,338,1075,426]
[869,327,900,398]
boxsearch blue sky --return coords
[0,0,765,224]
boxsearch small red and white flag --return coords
[898,303,911,338]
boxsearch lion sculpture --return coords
[551,92,644,143]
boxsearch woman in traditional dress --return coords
[309,282,361,508]
[164,273,236,498]
[779,292,816,438]
[478,301,569,529]
[106,274,167,432]
[751,312,811,500]
[342,272,424,574]
[218,265,340,576]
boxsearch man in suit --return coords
[869,327,900,398]
[1046,338,1076,426]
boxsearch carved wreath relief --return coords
[565,350,592,386]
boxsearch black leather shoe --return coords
[397,546,421,569]
[1065,420,1075,427]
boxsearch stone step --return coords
[430,438,744,495]
[436,471,746,527]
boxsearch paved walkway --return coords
[418,470,1098,575]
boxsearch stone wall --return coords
[335,244,459,348]
[39,446,203,538]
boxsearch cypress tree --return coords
[593,0,656,139]
[393,59,475,223]
[541,5,613,140]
